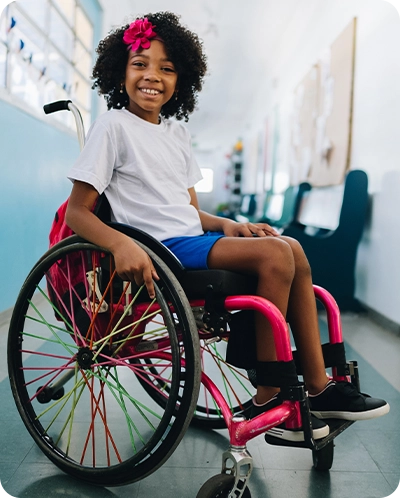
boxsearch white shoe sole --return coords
[265,423,329,442]
[311,402,390,421]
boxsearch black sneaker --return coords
[309,380,390,421]
[250,394,329,442]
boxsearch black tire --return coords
[312,441,334,471]
[134,335,255,429]
[197,474,252,498]
[8,237,200,486]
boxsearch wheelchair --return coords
[7,101,360,498]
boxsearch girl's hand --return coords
[223,221,279,238]
[111,237,159,299]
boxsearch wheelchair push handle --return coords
[43,100,86,151]
[43,100,72,114]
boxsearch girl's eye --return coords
[162,67,175,73]
[132,61,145,67]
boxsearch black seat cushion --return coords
[108,222,258,298]
[180,270,257,299]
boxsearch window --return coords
[196,168,214,193]
[53,0,75,26]
[0,0,94,130]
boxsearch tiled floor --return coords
[0,309,399,498]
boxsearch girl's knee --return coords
[258,238,295,284]
[280,236,311,277]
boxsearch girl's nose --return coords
[144,67,161,82]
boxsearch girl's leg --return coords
[207,236,295,403]
[207,236,328,403]
[279,236,328,394]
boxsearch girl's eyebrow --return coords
[129,53,173,63]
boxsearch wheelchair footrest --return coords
[264,419,354,449]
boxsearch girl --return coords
[66,11,389,442]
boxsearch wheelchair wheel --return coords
[197,474,251,498]
[134,335,256,429]
[312,441,334,471]
[7,237,200,486]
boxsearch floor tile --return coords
[0,461,21,486]
[262,468,393,498]
[340,313,400,392]
[382,474,400,494]
[2,464,139,498]
[354,430,400,474]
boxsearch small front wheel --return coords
[197,474,251,498]
[312,441,334,471]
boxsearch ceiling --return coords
[97,0,396,154]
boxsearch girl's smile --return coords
[123,40,178,123]
[140,88,161,96]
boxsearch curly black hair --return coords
[92,11,207,121]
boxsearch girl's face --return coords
[123,40,178,124]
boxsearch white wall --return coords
[254,0,400,324]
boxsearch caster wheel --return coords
[197,474,251,498]
[312,441,334,471]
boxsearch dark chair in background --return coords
[282,170,369,311]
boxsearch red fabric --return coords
[47,198,81,305]
[49,198,74,248]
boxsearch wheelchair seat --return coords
[108,221,258,298]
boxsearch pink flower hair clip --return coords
[123,18,162,51]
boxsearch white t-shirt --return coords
[68,109,204,241]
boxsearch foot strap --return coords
[256,360,299,388]
[292,342,347,375]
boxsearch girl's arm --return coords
[66,180,159,298]
[188,187,278,237]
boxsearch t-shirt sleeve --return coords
[67,120,116,194]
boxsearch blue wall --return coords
[0,0,103,313]
[0,100,80,311]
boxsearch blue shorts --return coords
[162,232,225,269]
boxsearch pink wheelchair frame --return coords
[188,286,355,496]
